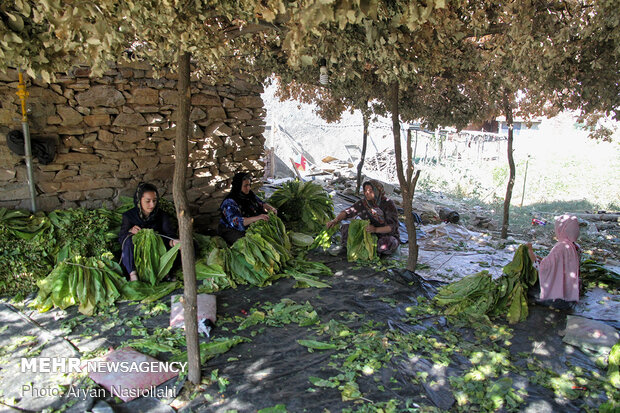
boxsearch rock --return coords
[91,107,120,115]
[212,123,233,137]
[131,87,159,105]
[235,95,263,108]
[60,178,121,192]
[241,125,264,137]
[133,156,159,171]
[36,181,62,193]
[55,152,101,164]
[0,108,18,124]
[54,169,78,181]
[116,128,147,143]
[85,188,114,200]
[98,130,115,142]
[113,113,147,127]
[207,106,227,120]
[144,164,174,181]
[160,90,178,105]
[228,109,252,120]
[84,114,111,127]
[76,86,126,107]
[0,168,16,181]
[157,140,174,154]
[36,196,61,210]
[191,94,221,106]
[60,191,84,202]
[134,106,160,113]
[47,115,62,125]
[190,107,207,121]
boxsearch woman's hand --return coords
[170,239,180,248]
[264,204,278,214]
[250,214,269,225]
[326,219,337,229]
[366,225,376,233]
[129,225,141,235]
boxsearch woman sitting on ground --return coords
[326,179,400,256]
[218,171,277,246]
[119,182,179,281]
[527,214,581,304]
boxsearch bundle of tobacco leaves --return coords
[194,213,332,292]
[132,229,180,286]
[435,245,538,324]
[0,206,123,296]
[32,252,126,316]
[268,180,335,235]
[309,225,340,251]
[346,220,378,262]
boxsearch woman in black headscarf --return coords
[119,183,179,281]
[326,179,400,256]
[218,172,277,245]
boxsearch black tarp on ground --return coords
[1,251,614,412]
[171,253,611,412]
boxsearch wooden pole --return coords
[174,51,200,384]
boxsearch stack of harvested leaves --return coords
[33,252,127,316]
[194,213,332,292]
[346,220,378,262]
[268,180,335,235]
[435,245,537,323]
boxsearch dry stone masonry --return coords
[0,62,266,228]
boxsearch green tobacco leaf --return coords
[257,404,287,413]
[121,281,179,303]
[172,336,249,364]
[156,242,181,282]
[347,220,377,262]
[238,311,266,330]
[297,339,338,350]
[309,376,338,388]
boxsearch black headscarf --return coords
[225,172,263,217]
[134,182,160,223]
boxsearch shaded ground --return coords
[0,187,617,412]
[0,249,615,412]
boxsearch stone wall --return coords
[0,62,266,229]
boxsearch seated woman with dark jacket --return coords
[119,183,179,281]
[217,172,277,245]
[326,179,400,256]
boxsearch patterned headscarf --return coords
[133,182,160,223]
[361,180,388,224]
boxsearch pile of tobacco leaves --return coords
[268,180,335,235]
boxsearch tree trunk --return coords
[390,82,420,271]
[355,108,369,195]
[174,52,200,384]
[501,91,516,239]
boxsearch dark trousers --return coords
[217,223,245,246]
[121,235,136,274]
[340,223,400,256]
[120,234,175,276]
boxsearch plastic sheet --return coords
[563,315,619,358]
[169,294,217,329]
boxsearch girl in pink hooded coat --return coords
[528,215,581,302]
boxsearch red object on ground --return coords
[293,154,307,171]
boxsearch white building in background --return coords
[496,116,544,137]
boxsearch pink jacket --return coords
[539,215,581,301]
